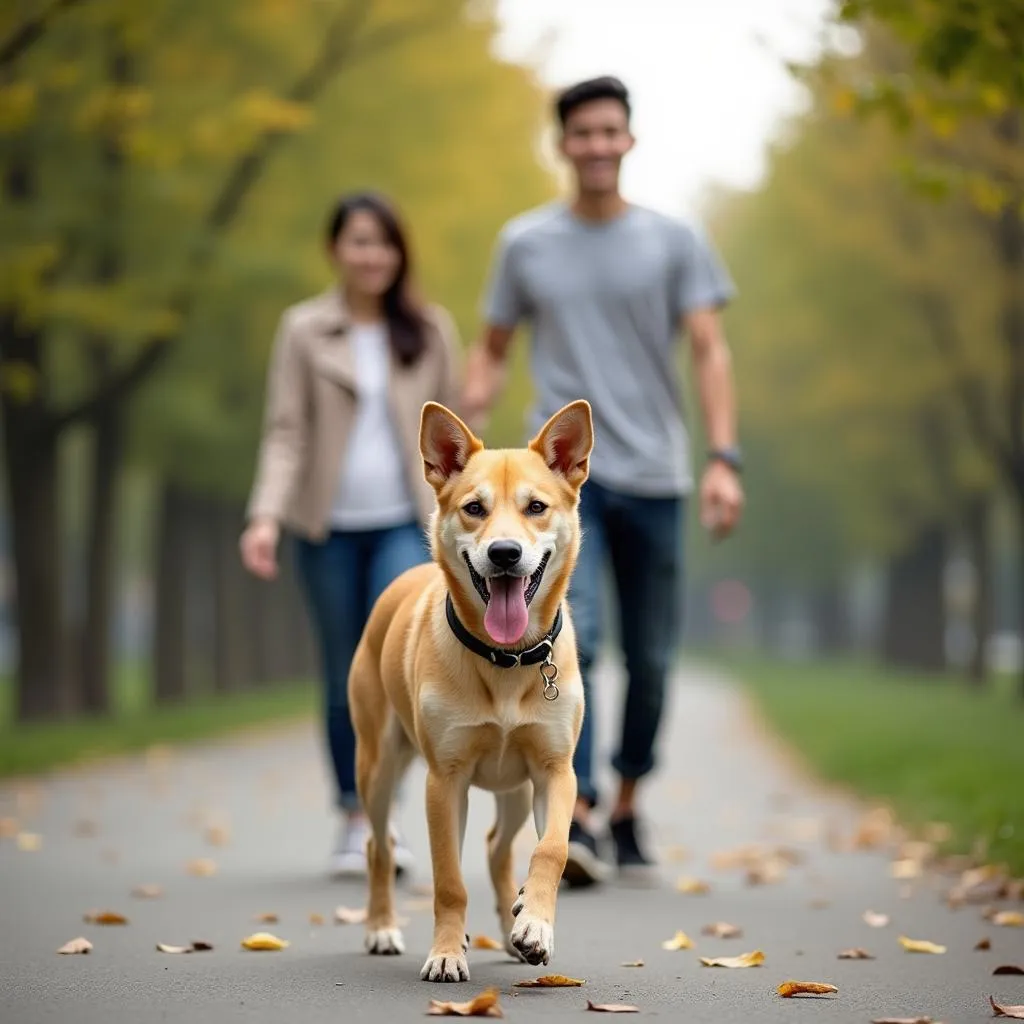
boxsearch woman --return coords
[240,191,462,878]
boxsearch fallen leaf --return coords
[131,884,163,899]
[83,910,128,925]
[427,987,503,1017]
[871,1017,933,1024]
[334,905,367,925]
[156,940,213,954]
[513,975,585,987]
[994,966,1024,976]
[660,930,694,951]
[0,816,18,838]
[699,950,765,968]
[977,937,993,950]
[620,959,644,967]
[777,981,838,997]
[674,876,710,895]
[241,931,289,951]
[864,910,890,928]
[57,937,92,955]
[586,1002,639,1014]
[255,912,279,924]
[746,858,788,886]
[73,819,98,838]
[838,948,875,959]
[205,824,231,847]
[309,913,325,927]
[702,922,742,939]
[185,858,217,877]
[994,911,1024,928]
[471,935,503,950]
[809,898,831,910]
[853,806,896,849]
[990,995,1024,1019]
[17,832,42,851]
[898,935,946,954]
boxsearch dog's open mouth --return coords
[463,551,550,646]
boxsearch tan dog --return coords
[347,398,593,982]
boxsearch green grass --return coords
[708,652,1024,874]
[0,665,316,778]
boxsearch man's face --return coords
[558,98,634,196]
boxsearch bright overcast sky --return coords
[493,0,835,217]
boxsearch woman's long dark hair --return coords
[325,191,429,366]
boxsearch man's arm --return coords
[685,307,737,451]
[461,324,516,434]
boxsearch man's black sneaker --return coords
[562,819,609,888]
[609,814,659,885]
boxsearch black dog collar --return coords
[445,593,563,669]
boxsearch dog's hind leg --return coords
[487,783,532,961]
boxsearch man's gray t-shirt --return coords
[483,202,736,497]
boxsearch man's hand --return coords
[461,325,515,434]
[240,517,280,580]
[699,461,744,540]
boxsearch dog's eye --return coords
[462,500,486,518]
[526,500,548,516]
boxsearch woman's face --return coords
[330,209,401,298]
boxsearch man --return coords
[461,75,744,886]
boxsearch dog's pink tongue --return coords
[484,576,529,645]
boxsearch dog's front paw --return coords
[365,926,405,955]
[509,910,554,966]
[420,950,470,982]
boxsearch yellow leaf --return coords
[185,858,217,876]
[513,974,585,987]
[890,858,921,879]
[674,876,710,894]
[0,81,37,133]
[57,937,92,955]
[777,980,838,997]
[660,931,694,951]
[993,911,1024,928]
[898,935,946,954]
[699,950,765,968]
[980,86,1007,114]
[16,832,42,851]
[428,987,503,1017]
[241,931,289,951]
[470,935,503,950]
[830,86,857,117]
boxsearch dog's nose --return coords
[487,540,523,570]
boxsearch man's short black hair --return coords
[555,75,631,128]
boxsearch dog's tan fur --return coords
[348,399,593,982]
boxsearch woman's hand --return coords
[240,518,280,580]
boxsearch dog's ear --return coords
[528,400,593,490]
[420,402,483,489]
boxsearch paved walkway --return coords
[2,662,1022,1023]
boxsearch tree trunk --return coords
[964,496,993,687]
[879,523,948,672]
[153,481,189,704]
[213,501,248,693]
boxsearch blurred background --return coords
[1,1,1021,860]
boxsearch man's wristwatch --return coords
[707,446,743,474]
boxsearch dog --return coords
[347,398,593,983]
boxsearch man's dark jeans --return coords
[568,479,685,809]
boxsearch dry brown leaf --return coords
[977,937,993,950]
[871,1017,933,1024]
[83,910,128,925]
[990,995,1024,1019]
[17,831,42,851]
[620,959,644,967]
[993,911,1024,928]
[699,950,765,968]
[309,913,325,927]
[241,931,289,951]
[660,930,694,951]
[864,910,890,928]
[131,884,163,899]
[205,824,230,847]
[746,859,787,886]
[702,922,742,939]
[255,912,279,924]
[994,966,1024,976]
[0,816,18,838]
[853,806,896,849]
[470,935,503,950]
[898,935,946,954]
[427,987,503,1017]
[334,905,367,925]
[838,948,875,959]
[777,981,838,997]
[73,819,98,838]
[156,941,213,954]
[674,876,710,895]
[513,975,585,987]
[185,858,217,877]
[586,1002,639,1014]
[191,940,213,951]
[57,937,92,955]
